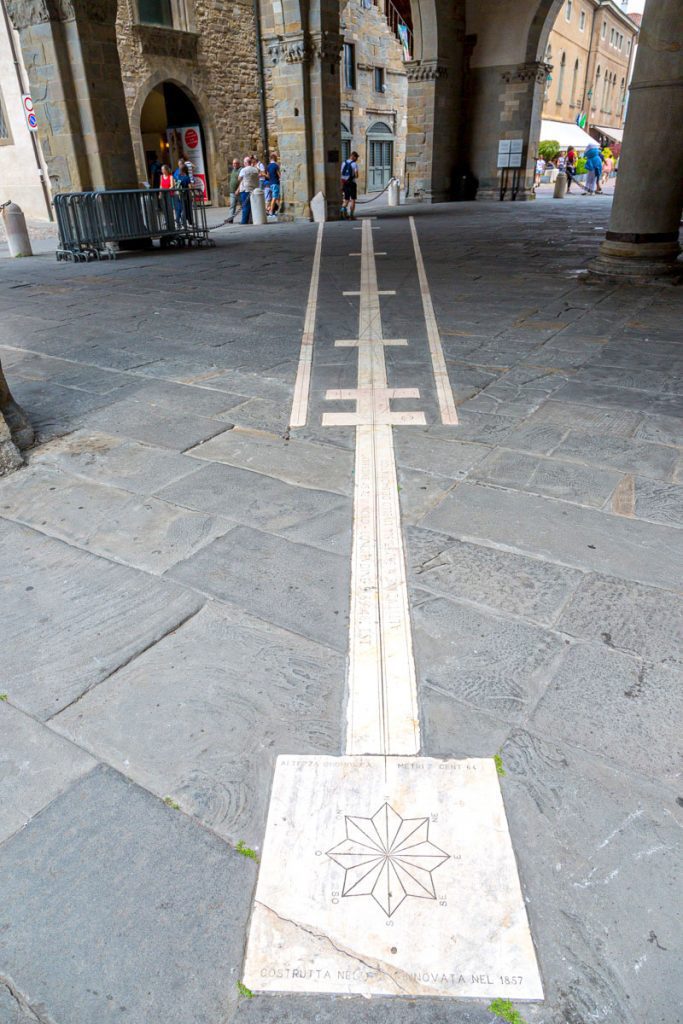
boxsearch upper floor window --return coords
[138,0,173,26]
[627,39,631,55]
[601,20,606,38]
[0,88,11,145]
[556,52,566,103]
[610,27,615,45]
[374,67,385,93]
[343,43,356,90]
[579,9,586,30]
[565,0,572,20]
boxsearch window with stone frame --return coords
[343,43,356,90]
[579,9,585,30]
[556,52,566,103]
[565,0,572,21]
[138,0,173,26]
[570,58,580,107]
[0,87,11,145]
[374,67,385,93]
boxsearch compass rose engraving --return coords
[326,803,449,917]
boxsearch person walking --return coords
[266,152,281,218]
[340,151,359,219]
[533,155,545,191]
[601,151,613,186]
[160,164,173,190]
[238,156,260,224]
[227,158,240,222]
[565,146,577,193]
[583,143,603,195]
[173,164,192,228]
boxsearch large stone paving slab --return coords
[188,427,353,495]
[156,460,351,552]
[82,396,226,449]
[167,525,349,651]
[0,766,255,1024]
[0,465,227,573]
[0,703,95,844]
[406,526,582,626]
[500,730,682,1024]
[469,449,622,508]
[30,430,202,495]
[422,482,682,590]
[53,603,344,846]
[557,573,683,663]
[529,643,681,785]
[234,994,493,1023]
[412,592,564,723]
[0,520,202,719]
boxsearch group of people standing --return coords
[534,143,615,196]
[149,156,203,227]
[227,153,281,224]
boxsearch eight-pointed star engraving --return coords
[326,803,449,916]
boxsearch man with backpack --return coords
[340,151,360,220]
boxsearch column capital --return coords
[405,59,449,82]
[265,29,343,65]
[501,61,551,85]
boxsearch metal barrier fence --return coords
[54,188,214,262]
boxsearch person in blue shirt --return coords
[266,152,281,217]
[583,144,603,196]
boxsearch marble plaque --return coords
[243,755,543,1000]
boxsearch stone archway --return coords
[130,72,217,200]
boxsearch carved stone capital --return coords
[266,33,308,65]
[310,30,344,63]
[405,60,448,82]
[501,61,551,85]
[6,0,116,30]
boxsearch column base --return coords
[587,238,682,283]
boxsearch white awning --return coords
[593,124,624,143]
[540,119,596,148]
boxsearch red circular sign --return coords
[184,128,199,149]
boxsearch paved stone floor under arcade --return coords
[0,197,681,1024]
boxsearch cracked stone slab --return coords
[422,483,682,591]
[243,755,542,1000]
[0,703,96,844]
[0,765,255,1024]
[0,465,228,573]
[0,520,202,719]
[53,603,344,846]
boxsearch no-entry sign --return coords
[22,94,38,132]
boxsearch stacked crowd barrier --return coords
[54,188,214,262]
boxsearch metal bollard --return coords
[1,202,33,257]
[387,178,400,207]
[553,171,568,199]
[251,188,267,225]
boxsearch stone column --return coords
[6,0,137,193]
[590,0,683,279]
[307,27,343,219]
[464,60,549,200]
[405,1,465,203]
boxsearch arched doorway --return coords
[139,82,211,200]
[367,122,394,191]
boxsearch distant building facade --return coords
[542,0,638,144]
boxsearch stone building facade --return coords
[541,0,637,138]
[338,0,408,196]
[115,0,262,203]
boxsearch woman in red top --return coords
[159,165,173,190]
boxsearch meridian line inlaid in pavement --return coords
[290,222,324,428]
[409,216,458,425]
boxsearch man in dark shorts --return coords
[341,151,359,220]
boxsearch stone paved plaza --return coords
[0,197,681,1024]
